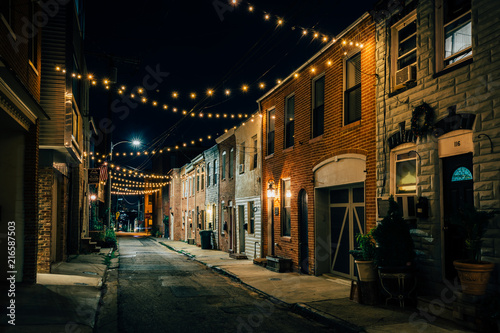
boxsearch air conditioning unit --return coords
[394,65,416,90]
[239,164,245,173]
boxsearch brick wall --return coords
[217,135,236,253]
[37,167,53,273]
[23,120,39,283]
[259,15,376,274]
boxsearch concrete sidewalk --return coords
[0,248,114,333]
[153,238,473,333]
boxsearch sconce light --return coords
[90,194,97,201]
[267,181,276,198]
[286,190,292,198]
[207,208,212,214]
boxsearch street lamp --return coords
[106,140,142,227]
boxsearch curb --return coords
[157,241,365,329]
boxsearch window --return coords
[222,152,226,180]
[248,201,255,234]
[267,108,275,155]
[213,159,217,185]
[395,151,417,194]
[285,94,294,148]
[344,53,361,125]
[281,179,291,236]
[196,171,200,192]
[239,142,245,173]
[201,168,205,190]
[451,166,472,182]
[252,136,258,170]
[72,108,79,140]
[312,75,325,137]
[192,176,195,195]
[392,14,417,73]
[207,163,211,187]
[437,0,472,70]
[229,148,234,178]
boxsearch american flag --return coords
[99,163,108,183]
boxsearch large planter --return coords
[355,260,377,282]
[453,260,494,296]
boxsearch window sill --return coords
[388,82,417,98]
[265,154,274,160]
[309,135,323,144]
[281,236,292,242]
[282,146,294,153]
[342,120,361,131]
[433,57,473,79]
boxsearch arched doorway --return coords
[298,190,309,274]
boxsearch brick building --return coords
[0,0,48,283]
[192,154,206,245]
[258,13,376,276]
[37,0,89,272]
[235,112,263,259]
[167,168,182,240]
[216,129,237,253]
[373,0,500,299]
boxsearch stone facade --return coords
[374,0,500,295]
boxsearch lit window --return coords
[436,0,472,70]
[281,179,291,236]
[451,167,472,182]
[395,151,417,194]
[267,109,275,155]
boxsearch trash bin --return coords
[199,230,212,249]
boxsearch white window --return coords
[392,148,417,195]
[391,12,417,90]
[436,0,472,71]
[239,142,245,173]
[281,179,291,237]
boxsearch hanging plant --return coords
[411,102,434,137]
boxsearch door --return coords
[443,153,473,280]
[238,205,245,253]
[330,185,365,278]
[299,190,309,274]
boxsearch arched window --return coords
[451,166,472,182]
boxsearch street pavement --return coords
[106,235,336,333]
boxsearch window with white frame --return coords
[285,94,295,148]
[344,52,362,125]
[312,75,325,137]
[201,167,205,190]
[391,13,417,77]
[267,108,275,155]
[248,201,255,234]
[394,150,417,195]
[229,148,234,178]
[239,142,245,173]
[213,159,218,185]
[281,179,291,237]
[207,163,211,187]
[222,152,226,180]
[436,0,472,70]
[252,136,258,170]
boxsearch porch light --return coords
[267,182,276,198]
[286,190,292,198]
[90,194,97,201]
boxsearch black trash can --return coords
[199,230,212,249]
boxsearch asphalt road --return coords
[115,235,334,333]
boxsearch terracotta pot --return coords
[453,260,494,296]
[355,260,377,282]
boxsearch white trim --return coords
[312,154,366,173]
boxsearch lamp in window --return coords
[267,181,276,198]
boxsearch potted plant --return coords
[452,205,495,296]
[349,230,377,282]
[372,196,416,306]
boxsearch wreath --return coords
[411,103,434,137]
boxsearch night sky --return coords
[85,0,377,157]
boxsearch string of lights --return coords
[111,189,161,195]
[99,162,169,179]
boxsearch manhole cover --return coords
[83,271,98,275]
[269,278,281,281]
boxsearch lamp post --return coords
[106,140,141,228]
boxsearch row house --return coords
[204,144,219,248]
[215,129,237,253]
[167,168,181,240]
[373,0,500,300]
[234,113,263,259]
[0,0,48,283]
[37,0,90,272]
[192,154,206,245]
[258,13,376,277]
